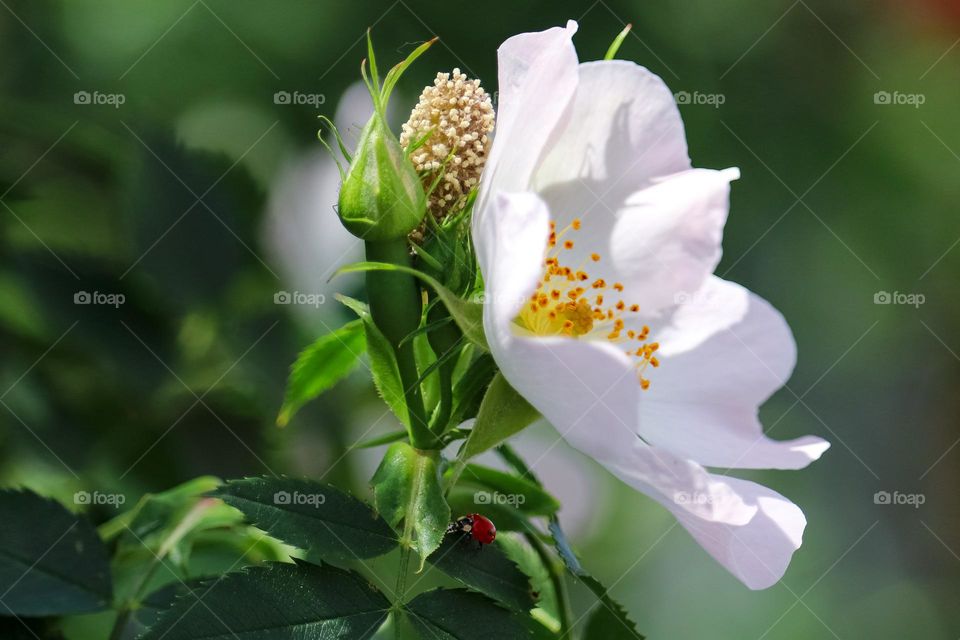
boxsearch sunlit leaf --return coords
[277,320,366,426]
[371,443,448,567]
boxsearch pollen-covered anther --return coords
[515,218,660,389]
[400,68,495,224]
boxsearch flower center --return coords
[515,219,659,389]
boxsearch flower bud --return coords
[337,113,426,241]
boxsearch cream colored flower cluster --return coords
[400,68,495,224]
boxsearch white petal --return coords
[262,152,363,323]
[532,60,691,208]
[526,168,737,316]
[641,276,830,469]
[477,21,580,218]
[476,191,551,333]
[551,405,807,590]
[611,168,738,312]
[663,474,808,590]
[496,333,807,589]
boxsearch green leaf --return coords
[497,534,561,634]
[403,588,533,639]
[371,443,448,567]
[355,429,408,449]
[426,535,536,612]
[583,593,646,640]
[122,580,203,638]
[277,320,366,426]
[0,489,112,616]
[141,561,390,640]
[454,465,560,516]
[460,373,540,460]
[448,353,496,428]
[336,261,487,350]
[548,520,644,640]
[212,478,398,562]
[338,294,410,427]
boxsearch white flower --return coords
[473,21,829,589]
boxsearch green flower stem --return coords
[364,238,436,448]
[391,518,415,635]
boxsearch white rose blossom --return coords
[473,21,830,589]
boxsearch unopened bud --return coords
[337,113,426,241]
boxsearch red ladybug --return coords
[446,513,496,546]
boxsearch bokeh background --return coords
[1,0,958,637]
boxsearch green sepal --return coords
[459,372,539,460]
[604,23,632,60]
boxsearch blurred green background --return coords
[1,0,958,637]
